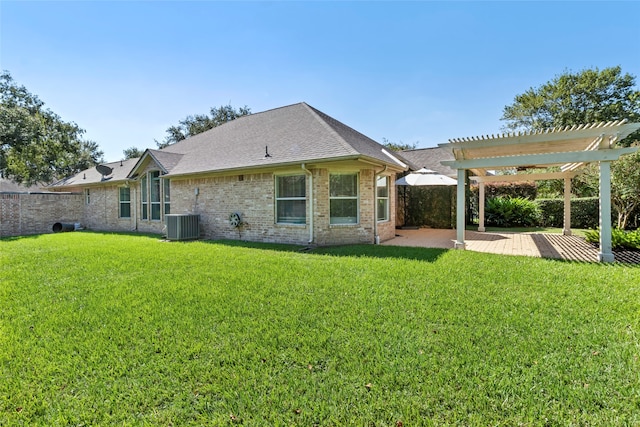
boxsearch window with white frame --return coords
[376,176,389,222]
[275,175,306,224]
[119,187,131,218]
[84,188,90,205]
[140,171,170,221]
[330,173,358,224]
[150,171,161,220]
[163,179,170,215]
[141,175,148,220]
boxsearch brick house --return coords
[48,103,409,245]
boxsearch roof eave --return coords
[163,154,406,179]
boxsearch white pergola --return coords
[439,120,640,262]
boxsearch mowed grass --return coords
[1,233,639,426]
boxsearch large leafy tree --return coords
[501,67,640,224]
[611,148,640,229]
[123,146,144,159]
[381,138,417,152]
[0,71,103,185]
[156,104,251,149]
[501,66,640,144]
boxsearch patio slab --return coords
[382,228,601,262]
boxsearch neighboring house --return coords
[48,103,409,245]
[0,178,51,193]
[399,147,456,178]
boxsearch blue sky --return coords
[2,1,639,162]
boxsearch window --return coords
[376,176,389,222]
[150,171,161,220]
[84,189,90,205]
[140,171,170,221]
[141,175,148,220]
[119,187,131,218]
[275,175,306,224]
[330,173,358,224]
[163,179,170,215]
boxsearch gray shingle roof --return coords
[399,147,456,177]
[50,158,140,187]
[50,103,409,189]
[0,178,51,193]
[156,102,407,177]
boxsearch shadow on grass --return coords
[1,230,163,242]
[207,239,449,263]
[0,233,46,242]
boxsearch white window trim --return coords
[275,174,307,225]
[329,172,360,226]
[119,187,131,219]
[149,171,161,221]
[140,170,169,222]
[376,175,390,223]
[84,188,90,205]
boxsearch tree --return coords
[0,71,103,185]
[501,66,640,145]
[611,148,640,229]
[123,146,144,159]
[156,104,251,149]
[381,137,417,151]
[501,67,640,209]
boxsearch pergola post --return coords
[598,161,615,262]
[455,168,466,249]
[563,177,572,236]
[478,182,485,232]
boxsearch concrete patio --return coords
[382,228,601,262]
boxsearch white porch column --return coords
[563,177,571,236]
[598,161,614,262]
[478,182,486,232]
[455,168,466,249]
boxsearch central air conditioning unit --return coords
[165,214,200,241]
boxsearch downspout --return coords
[374,165,388,244]
[301,164,313,244]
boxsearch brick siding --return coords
[19,164,398,245]
[0,193,84,237]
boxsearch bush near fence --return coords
[536,197,601,229]
[397,186,455,229]
[470,181,537,201]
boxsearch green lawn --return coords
[1,232,639,426]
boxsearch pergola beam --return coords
[469,171,578,183]
[443,121,637,149]
[442,147,637,170]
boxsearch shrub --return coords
[536,197,600,229]
[470,182,537,224]
[485,196,541,227]
[399,185,455,228]
[584,228,640,250]
[470,182,537,206]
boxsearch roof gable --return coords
[128,149,184,178]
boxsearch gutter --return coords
[301,163,314,244]
[373,165,387,244]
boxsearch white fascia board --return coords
[439,123,640,151]
[441,147,638,170]
[469,171,578,183]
